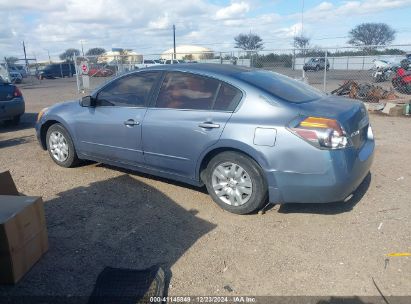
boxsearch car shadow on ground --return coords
[0,134,35,148]
[97,163,209,194]
[277,173,372,215]
[316,296,377,304]
[0,112,37,133]
[0,175,216,302]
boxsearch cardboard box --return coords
[0,171,48,284]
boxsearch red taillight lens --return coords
[14,87,22,97]
[290,116,349,149]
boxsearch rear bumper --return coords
[0,98,25,120]
[267,137,375,204]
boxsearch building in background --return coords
[98,49,143,64]
[161,45,214,60]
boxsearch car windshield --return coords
[236,70,324,103]
[309,58,320,62]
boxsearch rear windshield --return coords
[236,70,324,103]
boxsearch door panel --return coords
[142,109,231,178]
[142,72,242,179]
[74,71,161,166]
[75,107,146,165]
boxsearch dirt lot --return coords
[0,78,410,300]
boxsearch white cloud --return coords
[302,0,411,21]
[215,1,250,20]
[0,0,411,60]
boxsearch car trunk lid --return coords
[0,83,16,101]
[297,96,369,149]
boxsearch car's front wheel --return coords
[46,123,79,168]
[205,151,268,214]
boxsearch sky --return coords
[1,0,411,61]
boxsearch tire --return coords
[4,115,20,126]
[46,123,79,168]
[204,151,268,215]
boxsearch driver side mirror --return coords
[81,96,96,107]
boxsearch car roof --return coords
[145,63,253,77]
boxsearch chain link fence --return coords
[72,45,411,98]
[0,57,42,86]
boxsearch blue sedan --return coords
[35,64,374,214]
[1,78,25,125]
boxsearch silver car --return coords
[35,64,374,214]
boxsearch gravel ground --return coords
[0,78,410,300]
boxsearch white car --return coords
[135,60,161,69]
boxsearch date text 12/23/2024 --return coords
[150,296,257,303]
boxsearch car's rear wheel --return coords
[46,123,79,168]
[205,151,267,214]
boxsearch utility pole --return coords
[22,41,28,68]
[80,40,85,57]
[47,50,51,63]
[173,24,176,61]
[301,0,305,36]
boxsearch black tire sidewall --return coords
[205,151,268,215]
[46,123,78,168]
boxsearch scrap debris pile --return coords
[331,80,398,103]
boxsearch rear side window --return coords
[236,70,324,103]
[214,83,242,111]
[97,72,159,107]
[156,72,220,110]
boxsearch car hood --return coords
[47,99,80,114]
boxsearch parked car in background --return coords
[88,67,114,77]
[9,71,23,84]
[0,77,25,125]
[400,53,411,70]
[38,63,75,79]
[303,58,330,71]
[165,59,183,64]
[135,59,161,69]
[8,65,28,78]
[36,64,374,214]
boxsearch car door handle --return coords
[124,119,140,126]
[198,122,220,129]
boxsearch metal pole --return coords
[74,54,80,93]
[301,0,305,35]
[80,40,85,57]
[173,24,176,62]
[47,50,51,64]
[23,41,29,72]
[323,50,328,92]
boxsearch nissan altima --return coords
[35,64,374,214]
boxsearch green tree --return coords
[5,56,19,65]
[86,48,106,56]
[348,23,396,49]
[59,48,80,62]
[293,35,310,50]
[234,33,263,50]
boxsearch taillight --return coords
[289,116,349,149]
[14,87,22,97]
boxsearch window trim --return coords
[151,71,244,112]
